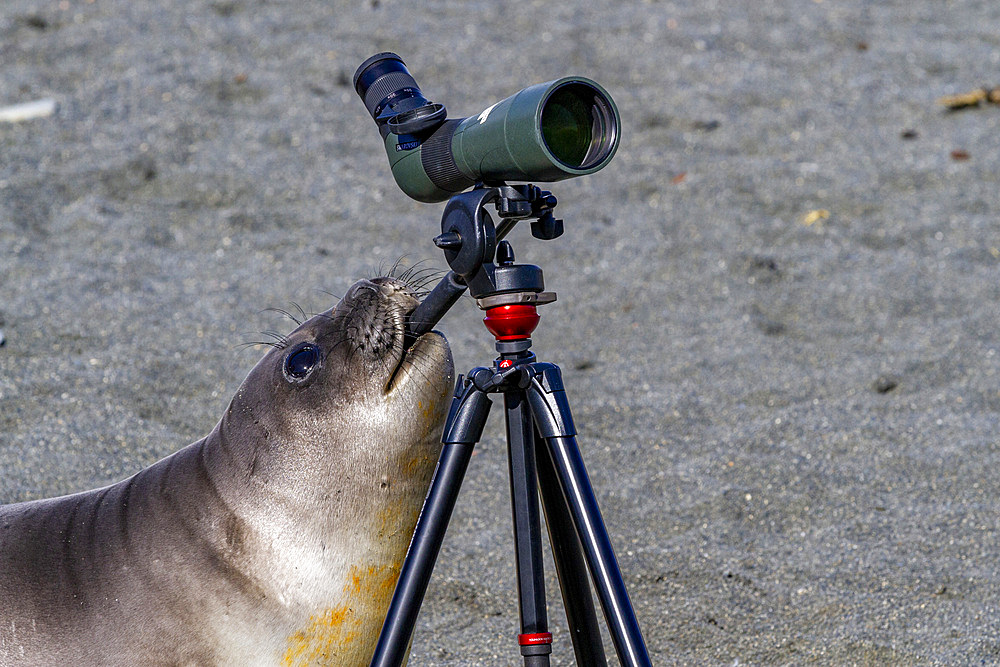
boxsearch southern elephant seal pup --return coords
[0,276,454,666]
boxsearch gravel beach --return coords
[3,1,1000,664]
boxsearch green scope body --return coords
[354,53,620,203]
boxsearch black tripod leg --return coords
[535,427,608,667]
[370,378,493,667]
[527,365,652,667]
[504,390,552,666]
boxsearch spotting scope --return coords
[353,52,620,202]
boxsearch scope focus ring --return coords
[421,120,473,194]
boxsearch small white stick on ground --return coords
[0,99,57,123]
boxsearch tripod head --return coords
[406,184,561,349]
[434,184,560,298]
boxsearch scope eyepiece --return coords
[353,53,446,136]
[354,53,620,202]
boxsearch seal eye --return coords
[283,343,321,383]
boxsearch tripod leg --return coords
[370,378,492,667]
[504,390,552,667]
[535,428,608,667]
[527,366,652,667]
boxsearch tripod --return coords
[370,186,652,666]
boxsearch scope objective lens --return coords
[540,82,617,170]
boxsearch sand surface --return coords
[2,1,1000,664]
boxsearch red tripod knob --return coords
[483,303,540,340]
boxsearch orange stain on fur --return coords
[282,562,403,665]
[376,499,421,539]
[401,452,431,477]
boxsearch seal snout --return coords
[341,279,412,356]
[336,276,449,395]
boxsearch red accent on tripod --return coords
[518,632,553,646]
[483,304,540,340]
